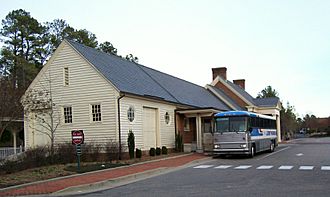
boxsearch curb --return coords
[51,167,169,196]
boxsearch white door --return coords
[143,107,157,150]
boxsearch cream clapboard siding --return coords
[25,41,119,148]
[24,112,51,147]
[120,96,176,151]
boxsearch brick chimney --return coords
[233,79,245,90]
[212,67,227,80]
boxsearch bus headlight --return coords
[214,144,221,149]
[240,144,247,148]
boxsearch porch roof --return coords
[176,108,220,115]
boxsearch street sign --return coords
[72,130,84,145]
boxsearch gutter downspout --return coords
[117,93,125,160]
[174,109,178,136]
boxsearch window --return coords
[215,117,247,132]
[202,118,212,133]
[165,112,170,125]
[64,67,69,86]
[215,117,229,133]
[184,118,190,131]
[64,106,72,123]
[249,117,276,129]
[91,104,102,122]
[230,117,247,132]
[127,106,135,122]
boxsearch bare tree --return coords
[21,75,60,155]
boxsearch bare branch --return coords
[22,75,61,155]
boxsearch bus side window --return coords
[257,118,262,128]
[272,120,276,129]
[249,117,257,131]
[265,119,269,129]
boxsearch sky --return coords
[1,0,330,118]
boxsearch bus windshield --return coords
[215,117,247,133]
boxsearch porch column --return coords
[196,114,203,153]
[13,132,17,154]
[276,115,281,142]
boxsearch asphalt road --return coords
[79,137,330,197]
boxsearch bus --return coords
[213,111,277,157]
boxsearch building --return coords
[23,40,281,153]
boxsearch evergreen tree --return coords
[257,85,279,98]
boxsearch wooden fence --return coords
[0,146,24,159]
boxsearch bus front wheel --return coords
[249,145,255,158]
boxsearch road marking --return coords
[299,166,314,170]
[193,165,330,171]
[321,166,330,171]
[296,153,304,156]
[279,165,294,170]
[193,165,214,169]
[235,165,252,170]
[258,146,290,160]
[215,165,232,169]
[257,165,273,170]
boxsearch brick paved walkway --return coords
[0,153,207,196]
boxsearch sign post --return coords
[72,130,84,172]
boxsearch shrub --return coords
[162,146,168,155]
[175,133,183,152]
[81,142,103,162]
[54,143,75,164]
[0,146,50,174]
[0,138,128,174]
[127,130,135,159]
[0,157,25,174]
[156,147,161,156]
[105,139,120,161]
[24,146,50,168]
[136,148,142,158]
[149,148,156,156]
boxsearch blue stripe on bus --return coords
[215,111,257,117]
[250,128,277,137]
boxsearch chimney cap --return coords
[212,67,227,80]
[233,79,245,90]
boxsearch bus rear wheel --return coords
[269,141,275,153]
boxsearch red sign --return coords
[72,130,84,145]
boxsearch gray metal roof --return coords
[225,80,279,108]
[67,40,230,110]
[253,97,280,107]
[226,80,256,105]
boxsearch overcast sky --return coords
[1,0,330,118]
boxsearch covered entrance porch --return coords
[176,108,220,153]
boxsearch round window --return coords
[127,106,135,122]
[165,112,170,125]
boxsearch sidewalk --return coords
[0,153,209,196]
